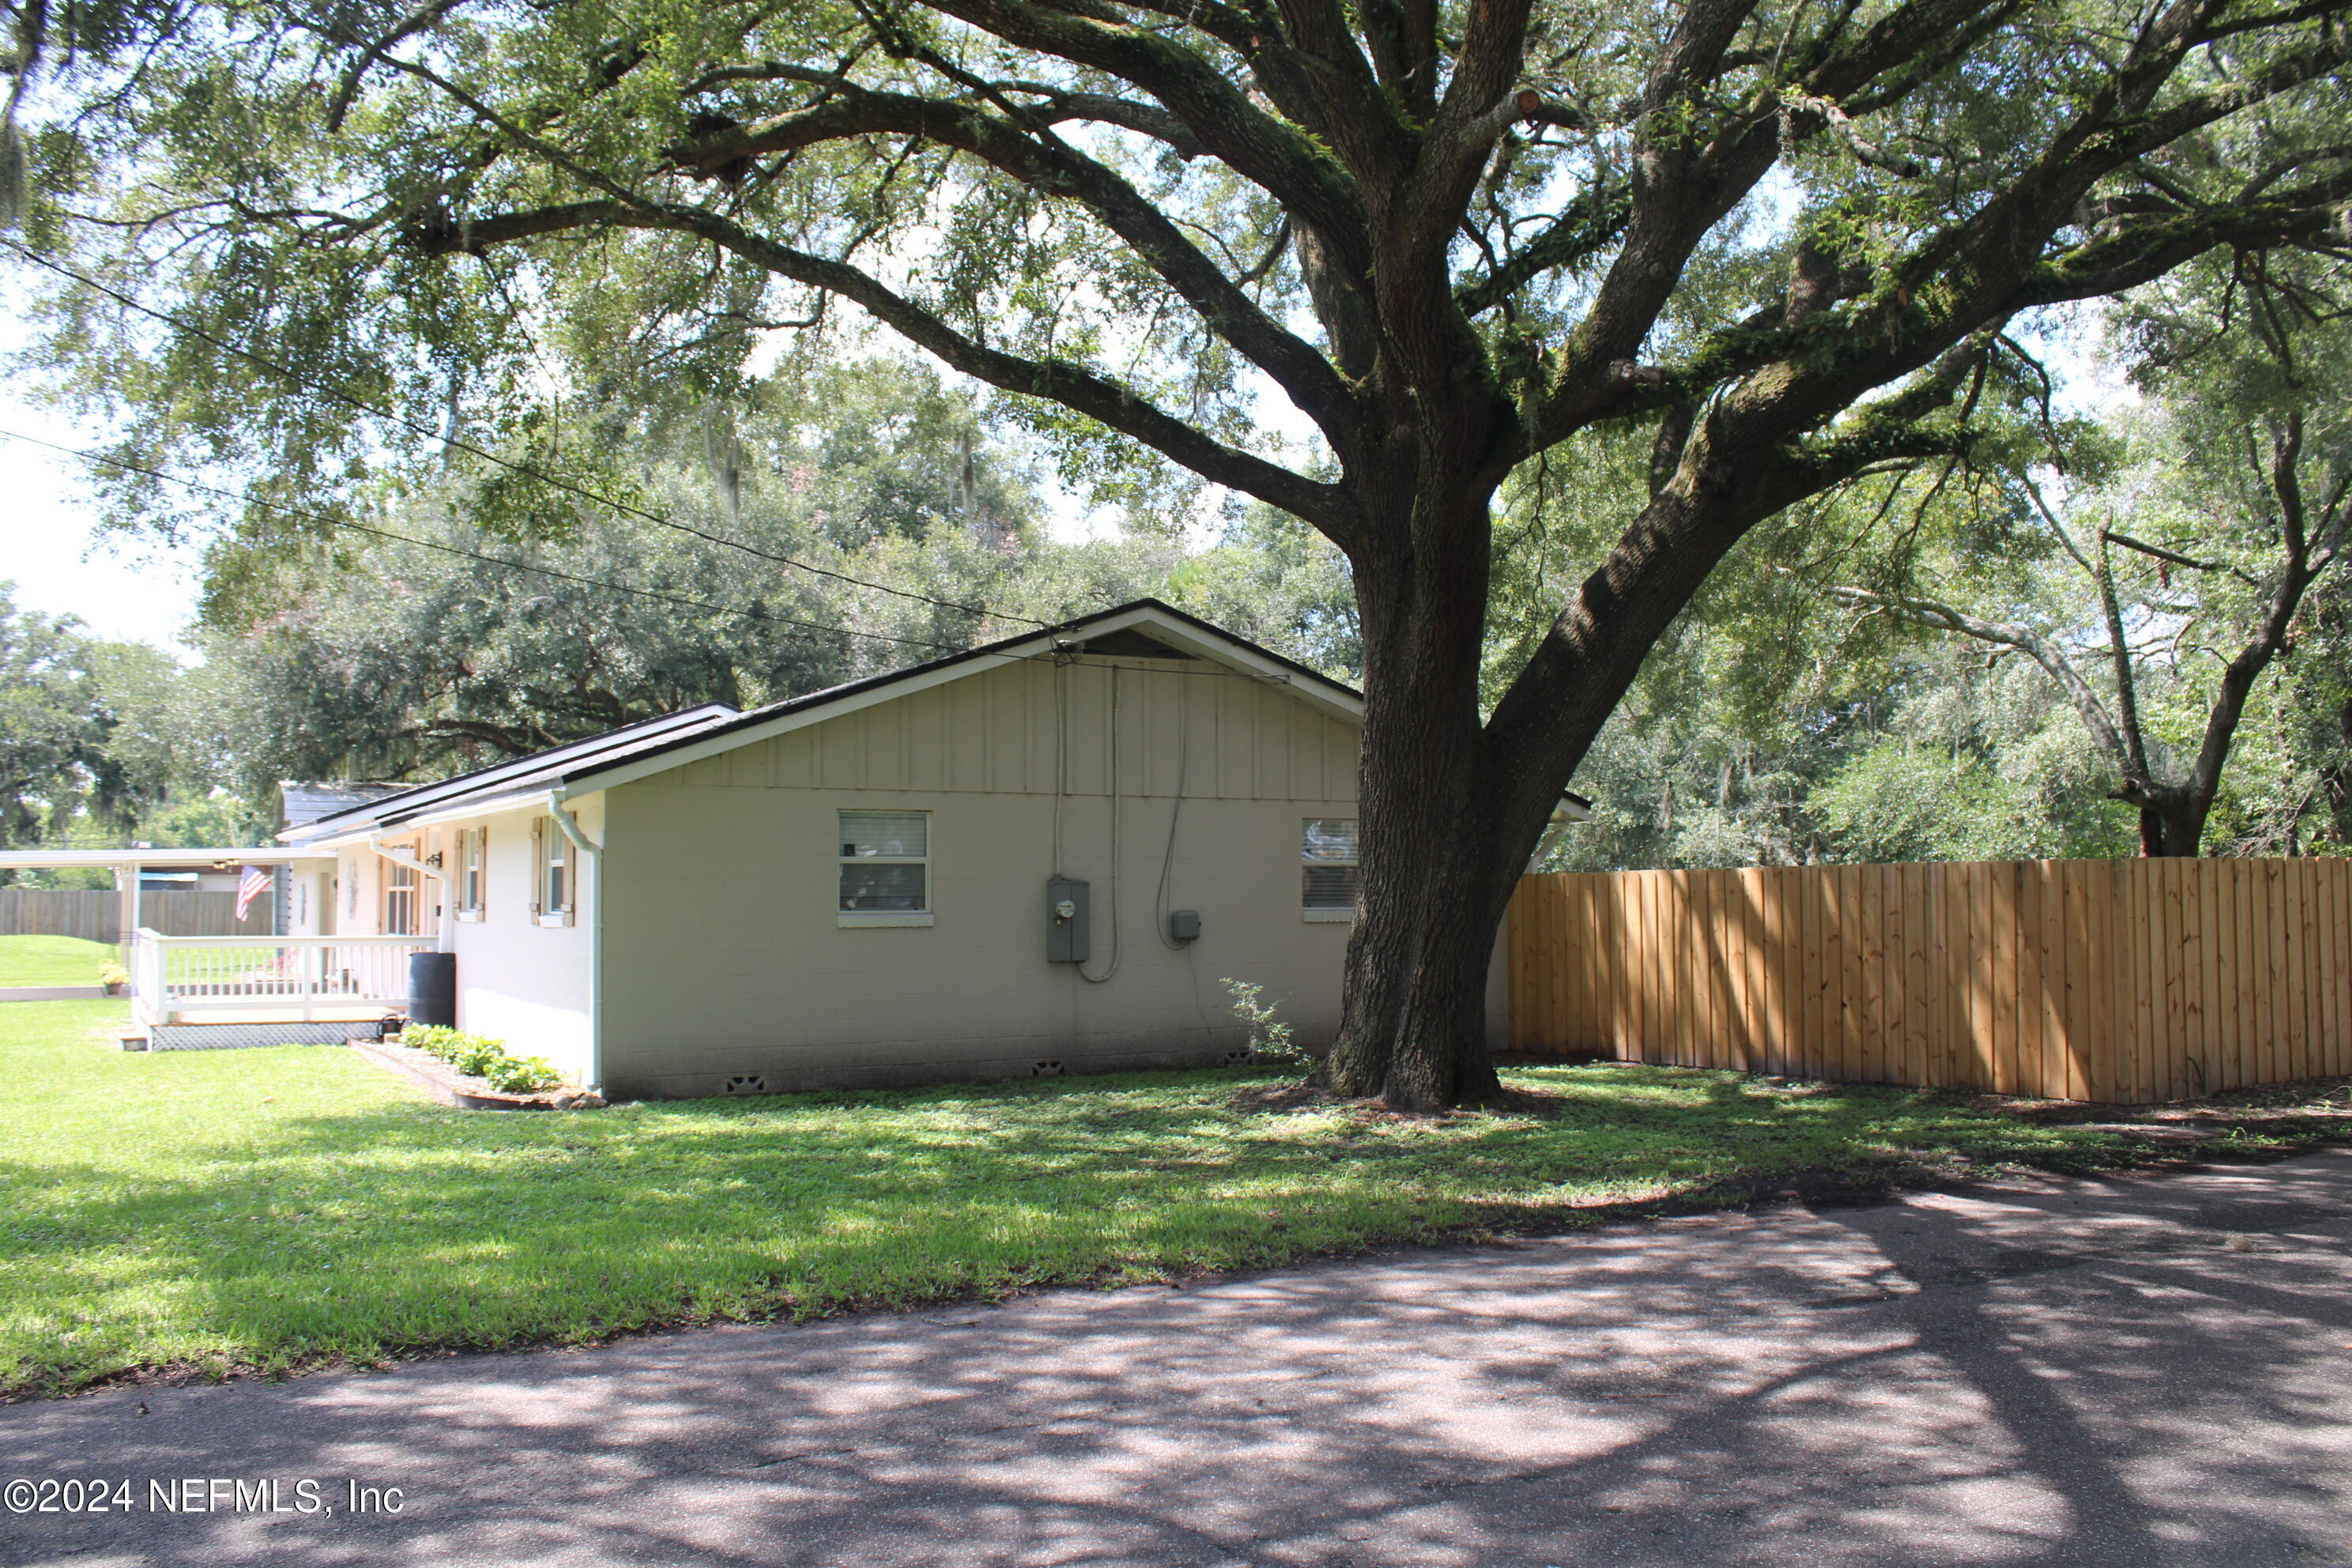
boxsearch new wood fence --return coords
[1507,858,2352,1103]
[0,888,272,944]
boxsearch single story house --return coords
[281,600,1584,1099]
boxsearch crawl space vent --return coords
[723,1074,769,1095]
[1031,1060,1065,1077]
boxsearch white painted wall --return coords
[303,805,599,1082]
[443,801,597,1081]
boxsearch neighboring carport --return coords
[0,846,334,944]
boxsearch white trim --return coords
[0,847,334,870]
[1302,908,1355,923]
[1301,816,1359,922]
[126,931,427,948]
[274,705,733,845]
[453,826,487,918]
[364,834,447,950]
[838,808,931,921]
[541,796,605,1095]
[531,814,578,927]
[567,606,1363,797]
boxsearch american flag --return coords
[234,865,272,922]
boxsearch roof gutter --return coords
[543,792,605,1099]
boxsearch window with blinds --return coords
[1302,818,1359,916]
[839,811,929,912]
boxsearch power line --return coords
[0,238,1050,629]
[0,424,963,654]
[0,423,1322,678]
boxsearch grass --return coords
[2,998,2343,1400]
[0,935,119,988]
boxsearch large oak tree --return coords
[9,0,2352,1103]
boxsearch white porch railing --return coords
[129,929,433,1026]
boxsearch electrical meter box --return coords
[1168,909,1201,944]
[1047,876,1090,963]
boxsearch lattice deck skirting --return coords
[145,1021,390,1051]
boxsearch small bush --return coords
[401,1024,564,1092]
[96,964,130,988]
[1221,978,1314,1069]
[483,1054,563,1093]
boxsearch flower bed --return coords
[399,1023,563,1091]
[354,1027,601,1111]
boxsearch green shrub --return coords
[399,1023,564,1092]
[483,1054,563,1093]
[402,1023,461,1054]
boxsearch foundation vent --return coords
[1031,1060,1065,1077]
[722,1074,769,1095]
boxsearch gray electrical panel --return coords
[1047,876,1090,963]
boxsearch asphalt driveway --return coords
[5,1148,2350,1567]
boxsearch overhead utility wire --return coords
[0,424,963,654]
[0,239,1049,629]
[2,423,1326,676]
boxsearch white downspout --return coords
[546,793,605,1097]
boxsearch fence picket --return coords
[1509,858,2349,1106]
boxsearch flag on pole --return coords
[235,865,272,922]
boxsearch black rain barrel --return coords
[407,952,457,1028]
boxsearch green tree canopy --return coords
[9,0,2350,1102]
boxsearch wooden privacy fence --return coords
[0,888,272,944]
[1508,858,2352,1104]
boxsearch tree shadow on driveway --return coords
[4,1152,2350,1567]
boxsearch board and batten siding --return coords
[652,652,1358,800]
[596,655,1390,1098]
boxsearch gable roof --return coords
[281,601,1363,842]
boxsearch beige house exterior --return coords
[282,601,1521,1099]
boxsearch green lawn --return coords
[0,936,119,987]
[0,998,2322,1399]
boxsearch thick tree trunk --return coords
[2136,799,2208,858]
[1321,481,1526,1110]
[2327,695,2352,847]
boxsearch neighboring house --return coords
[136,870,237,893]
[285,599,1501,1099]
